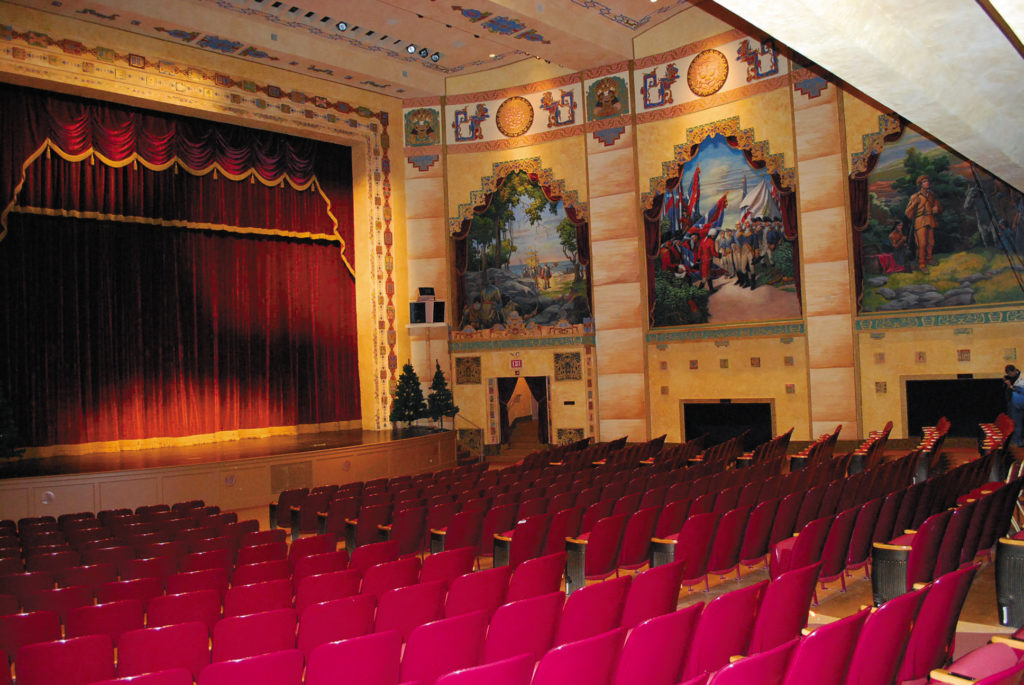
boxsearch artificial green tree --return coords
[427,361,459,429]
[389,362,427,430]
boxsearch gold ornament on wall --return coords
[495,96,534,137]
[687,49,729,97]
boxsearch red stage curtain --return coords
[0,84,359,448]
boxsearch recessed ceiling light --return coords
[488,53,496,58]
[336,20,348,31]
[418,47,428,58]
[430,52,440,62]
[406,43,416,54]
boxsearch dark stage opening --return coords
[905,377,1004,437]
[682,401,773,450]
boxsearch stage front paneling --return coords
[0,431,456,521]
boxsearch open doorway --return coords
[496,376,549,447]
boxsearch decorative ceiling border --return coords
[451,334,595,352]
[580,60,631,81]
[646,321,805,343]
[445,123,586,154]
[569,0,689,31]
[850,112,903,176]
[634,72,790,126]
[856,308,1024,331]
[446,72,582,105]
[448,156,589,234]
[0,19,399,430]
[641,115,795,209]
[634,28,748,70]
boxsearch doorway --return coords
[496,376,550,447]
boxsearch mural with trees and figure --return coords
[858,128,1024,312]
[459,171,591,331]
[650,134,800,327]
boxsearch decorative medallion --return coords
[687,49,729,97]
[495,96,534,137]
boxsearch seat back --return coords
[507,514,552,570]
[934,500,976,577]
[654,499,691,538]
[740,498,780,566]
[898,563,979,682]
[348,540,400,575]
[0,610,61,661]
[296,593,376,658]
[375,579,446,641]
[421,547,476,589]
[707,505,753,576]
[118,621,211,680]
[555,574,631,646]
[165,567,229,599]
[617,506,661,572]
[707,638,798,685]
[906,509,952,589]
[674,513,717,584]
[360,556,421,599]
[387,506,427,558]
[14,633,114,685]
[769,493,803,546]
[223,578,292,617]
[613,604,702,685]
[294,569,361,615]
[845,586,928,685]
[532,628,625,685]
[288,533,337,566]
[846,497,883,569]
[506,551,565,602]
[147,589,222,631]
[211,608,297,662]
[749,562,821,654]
[435,653,533,685]
[400,611,489,685]
[817,506,859,581]
[232,559,290,587]
[305,629,401,685]
[443,565,508,618]
[682,580,768,679]
[292,549,349,587]
[65,598,144,645]
[620,559,685,629]
[483,591,563,664]
[197,649,303,685]
[782,607,869,685]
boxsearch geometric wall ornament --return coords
[750,357,761,368]
[785,383,796,394]
[689,360,699,370]
[404,107,440,147]
[592,126,626,147]
[720,359,729,369]
[455,356,482,384]
[408,155,439,173]
[557,428,585,444]
[587,76,629,121]
[916,351,927,363]
[661,386,670,395]
[1006,348,1018,361]
[793,75,828,99]
[875,381,887,394]
[957,349,971,362]
[784,356,794,366]
[554,352,582,381]
[659,361,668,370]
[874,352,885,364]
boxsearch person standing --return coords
[1005,364,1024,447]
[904,174,942,274]
[889,219,909,271]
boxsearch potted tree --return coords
[427,361,459,430]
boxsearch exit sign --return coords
[510,359,523,369]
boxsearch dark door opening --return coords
[905,377,1004,437]
[497,376,549,445]
[681,400,773,451]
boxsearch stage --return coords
[0,429,457,522]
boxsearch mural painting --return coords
[858,129,1024,312]
[651,134,800,327]
[459,171,591,331]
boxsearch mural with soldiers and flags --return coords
[650,134,800,327]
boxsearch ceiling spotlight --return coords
[336,20,348,31]
[430,51,440,62]
[406,43,416,54]
[419,47,429,58]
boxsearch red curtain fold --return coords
[0,83,359,448]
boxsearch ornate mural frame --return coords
[448,156,590,235]
[640,115,796,210]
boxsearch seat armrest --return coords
[990,635,1024,649]
[651,537,677,545]
[429,528,447,536]
[873,542,911,551]
[494,533,512,542]
[378,524,392,532]
[566,537,588,545]
[929,669,975,685]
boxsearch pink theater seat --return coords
[147,589,222,631]
[620,559,685,629]
[292,549,348,587]
[306,630,402,685]
[400,611,489,685]
[117,621,211,681]
[65,598,144,645]
[211,608,297,662]
[506,551,566,602]
[434,653,533,685]
[444,566,510,618]
[704,637,798,685]
[360,556,421,599]
[845,585,928,685]
[348,540,400,576]
[14,634,114,685]
[420,547,475,590]
[681,581,768,680]
[89,668,194,685]
[781,607,869,685]
[297,594,376,658]
[375,579,446,641]
[0,610,61,662]
[482,591,563,664]
[748,562,821,654]
[294,569,360,615]
[555,574,631,646]
[612,604,703,685]
[531,628,625,685]
[197,648,304,685]
[222,578,292,617]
